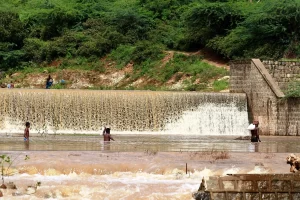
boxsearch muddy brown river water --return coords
[0,134,298,199]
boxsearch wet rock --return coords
[234,136,251,140]
[26,186,36,195]
[193,191,210,200]
[7,182,17,189]
[0,184,7,189]
[44,192,52,198]
[198,177,207,191]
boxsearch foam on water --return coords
[2,164,274,200]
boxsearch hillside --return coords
[2,0,299,92]
[0,50,230,91]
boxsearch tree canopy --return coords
[1,0,300,71]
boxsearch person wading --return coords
[24,122,30,141]
[250,120,261,142]
[102,127,115,142]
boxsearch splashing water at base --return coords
[0,151,290,200]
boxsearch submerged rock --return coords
[234,136,251,140]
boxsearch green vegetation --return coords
[1,0,300,91]
[285,80,300,98]
[213,79,229,91]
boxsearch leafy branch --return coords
[0,154,30,186]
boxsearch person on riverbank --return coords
[102,127,115,142]
[24,122,30,141]
[46,75,53,89]
[250,120,261,142]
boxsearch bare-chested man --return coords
[24,122,30,141]
[102,127,115,141]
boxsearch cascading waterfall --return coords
[0,89,249,135]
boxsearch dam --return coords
[0,89,249,135]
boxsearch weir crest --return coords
[0,89,249,135]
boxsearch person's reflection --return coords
[254,143,259,152]
[24,141,29,150]
[248,142,259,152]
[103,142,110,151]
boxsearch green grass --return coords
[153,53,228,84]
[213,79,229,91]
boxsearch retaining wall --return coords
[194,174,300,200]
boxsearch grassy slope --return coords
[0,50,229,91]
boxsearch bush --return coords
[109,45,136,69]
[184,2,244,48]
[131,41,164,64]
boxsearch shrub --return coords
[131,41,164,64]
[109,45,136,69]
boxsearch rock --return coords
[198,177,207,191]
[44,192,52,198]
[0,184,7,189]
[218,76,230,81]
[0,190,3,197]
[7,182,17,189]
[234,136,251,140]
[287,154,300,173]
[26,186,36,195]
[192,191,210,200]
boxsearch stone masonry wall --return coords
[200,174,300,200]
[263,61,300,91]
[230,59,300,136]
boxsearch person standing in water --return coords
[102,127,115,141]
[24,122,30,141]
[250,120,261,142]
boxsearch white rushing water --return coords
[2,166,271,200]
[0,89,249,135]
